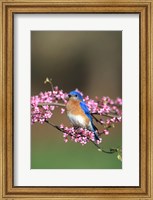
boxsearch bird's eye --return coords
[75,94,77,97]
[68,94,71,98]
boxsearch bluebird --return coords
[66,90,100,141]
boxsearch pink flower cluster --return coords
[31,86,67,124]
[84,95,122,129]
[60,124,102,145]
[31,86,122,145]
[84,96,122,116]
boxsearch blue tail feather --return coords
[94,130,100,141]
[92,123,100,141]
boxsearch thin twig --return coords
[44,77,54,91]
[91,113,104,125]
[101,148,117,154]
[96,100,122,108]
[49,79,54,92]
[91,113,101,123]
[37,102,66,107]
[92,112,120,118]
[89,139,102,151]
[45,120,63,132]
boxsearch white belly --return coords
[67,113,92,130]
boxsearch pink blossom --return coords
[61,108,65,114]
[96,138,102,144]
[103,129,109,135]
[115,97,122,105]
[59,126,100,145]
[60,124,64,129]
[64,138,68,143]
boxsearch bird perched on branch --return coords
[66,90,100,141]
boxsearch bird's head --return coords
[68,90,83,101]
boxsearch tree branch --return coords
[92,112,120,118]
[37,102,66,107]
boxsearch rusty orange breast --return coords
[66,99,90,125]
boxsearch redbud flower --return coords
[61,108,65,114]
[103,129,109,135]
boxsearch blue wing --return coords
[80,101,99,141]
[80,101,92,122]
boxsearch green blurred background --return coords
[31,31,122,169]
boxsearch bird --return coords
[66,90,100,141]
